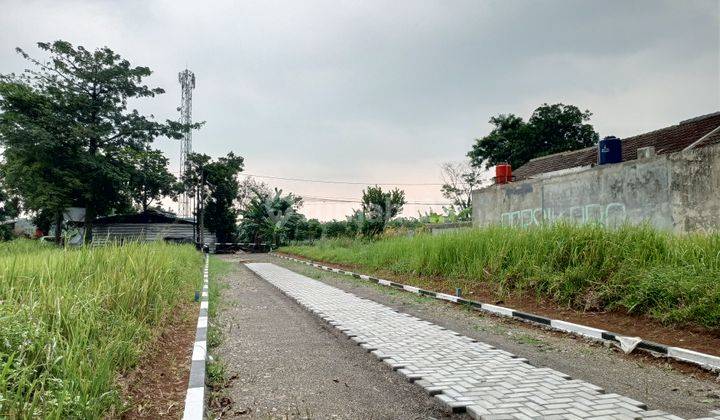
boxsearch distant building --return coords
[86,209,216,247]
[472,111,720,233]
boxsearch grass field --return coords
[0,240,203,418]
[282,224,720,329]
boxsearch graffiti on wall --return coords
[500,202,627,227]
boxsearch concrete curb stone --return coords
[182,253,210,420]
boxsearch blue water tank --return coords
[598,136,622,165]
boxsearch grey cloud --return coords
[0,0,717,219]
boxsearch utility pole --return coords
[192,183,198,243]
[199,169,206,246]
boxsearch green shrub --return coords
[281,224,720,329]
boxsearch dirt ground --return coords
[211,254,460,419]
[119,302,197,419]
[264,254,720,419]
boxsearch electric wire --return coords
[240,173,443,186]
[301,196,452,205]
[240,173,453,206]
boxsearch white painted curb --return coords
[182,253,210,420]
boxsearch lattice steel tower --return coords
[178,69,196,217]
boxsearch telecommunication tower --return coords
[178,69,196,218]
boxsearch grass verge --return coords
[281,224,720,329]
[205,255,235,416]
[0,240,203,418]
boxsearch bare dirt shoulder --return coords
[273,254,720,419]
[118,302,197,419]
[278,252,720,357]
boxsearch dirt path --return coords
[120,303,197,419]
[267,254,720,419]
[212,254,459,419]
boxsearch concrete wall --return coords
[429,222,473,236]
[471,143,720,233]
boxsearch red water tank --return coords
[495,163,512,184]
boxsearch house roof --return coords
[513,111,720,180]
[94,209,193,225]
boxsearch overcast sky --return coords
[1,0,718,220]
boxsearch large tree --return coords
[0,80,82,242]
[0,40,197,243]
[183,152,244,243]
[467,103,599,170]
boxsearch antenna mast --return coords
[178,69,196,218]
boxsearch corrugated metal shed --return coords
[91,223,215,246]
[86,210,216,248]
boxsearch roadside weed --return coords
[281,224,720,329]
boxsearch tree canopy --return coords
[0,77,82,240]
[126,148,179,212]
[182,152,244,243]
[467,103,599,170]
[0,40,198,242]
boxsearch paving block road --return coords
[246,262,720,420]
[212,256,455,418]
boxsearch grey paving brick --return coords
[246,263,708,420]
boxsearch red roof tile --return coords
[513,111,720,179]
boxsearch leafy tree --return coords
[322,220,351,238]
[0,40,198,243]
[306,218,323,240]
[183,152,244,243]
[0,78,82,242]
[126,148,179,212]
[287,216,322,242]
[360,186,406,237]
[468,103,598,170]
[528,104,598,157]
[440,161,485,218]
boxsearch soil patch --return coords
[118,302,198,419]
[278,252,720,357]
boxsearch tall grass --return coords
[282,224,720,329]
[0,240,203,418]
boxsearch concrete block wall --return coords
[429,222,473,236]
[471,143,720,233]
